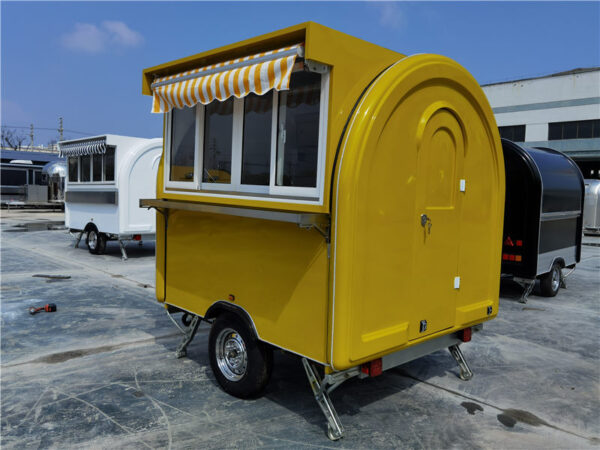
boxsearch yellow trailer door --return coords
[410,108,465,340]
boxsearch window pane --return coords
[92,154,102,181]
[276,71,321,188]
[241,92,272,185]
[203,98,233,184]
[577,120,592,139]
[170,106,196,182]
[593,120,600,138]
[34,171,43,184]
[68,157,78,182]
[498,126,513,140]
[80,155,91,182]
[499,125,525,142]
[1,169,27,186]
[104,148,115,181]
[548,123,562,140]
[563,122,577,139]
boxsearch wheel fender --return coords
[84,222,98,232]
[205,301,259,340]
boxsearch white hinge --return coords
[281,129,286,144]
[454,276,461,289]
[459,179,466,192]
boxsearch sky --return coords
[1,1,599,146]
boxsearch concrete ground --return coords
[1,208,599,449]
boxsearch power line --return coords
[1,124,95,136]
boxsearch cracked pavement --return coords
[1,209,599,448]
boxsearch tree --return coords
[1,127,28,149]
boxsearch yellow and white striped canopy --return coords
[151,44,304,113]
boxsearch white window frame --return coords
[269,71,329,199]
[163,68,330,204]
[67,152,116,185]
[164,106,201,190]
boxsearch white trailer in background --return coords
[61,135,162,260]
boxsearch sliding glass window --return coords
[68,157,78,182]
[241,92,273,186]
[104,148,115,181]
[170,106,196,182]
[203,98,233,184]
[92,154,103,181]
[276,71,321,188]
[80,155,91,182]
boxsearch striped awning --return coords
[59,137,107,157]
[151,44,304,114]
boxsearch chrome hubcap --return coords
[215,328,247,381]
[88,231,97,250]
[551,267,560,292]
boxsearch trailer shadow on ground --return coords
[73,240,156,260]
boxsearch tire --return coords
[208,313,273,398]
[540,262,561,297]
[86,229,100,254]
[96,233,107,255]
[86,229,107,255]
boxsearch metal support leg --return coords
[119,240,128,261]
[175,315,201,358]
[74,231,84,248]
[448,344,473,381]
[302,358,345,441]
[560,270,566,289]
[519,280,535,304]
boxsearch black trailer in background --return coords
[501,139,584,302]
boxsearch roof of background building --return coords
[0,149,63,164]
[482,67,599,87]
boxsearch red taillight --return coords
[503,253,522,263]
[361,358,383,377]
[516,240,523,247]
[133,234,142,241]
[459,327,472,342]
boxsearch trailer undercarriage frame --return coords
[169,306,481,441]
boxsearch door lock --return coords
[420,214,432,234]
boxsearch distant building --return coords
[482,67,600,179]
[0,148,62,203]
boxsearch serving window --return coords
[163,67,329,201]
[67,148,115,183]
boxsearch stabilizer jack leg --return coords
[176,315,201,358]
[119,240,128,261]
[74,231,84,248]
[519,281,535,304]
[302,358,345,441]
[448,344,473,381]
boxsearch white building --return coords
[482,67,600,178]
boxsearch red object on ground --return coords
[28,303,57,315]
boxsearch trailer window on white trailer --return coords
[67,149,115,183]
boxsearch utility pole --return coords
[29,124,34,149]
[58,117,64,142]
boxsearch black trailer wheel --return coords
[86,229,100,254]
[87,230,107,255]
[208,313,272,398]
[540,262,561,297]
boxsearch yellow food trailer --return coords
[141,22,504,440]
